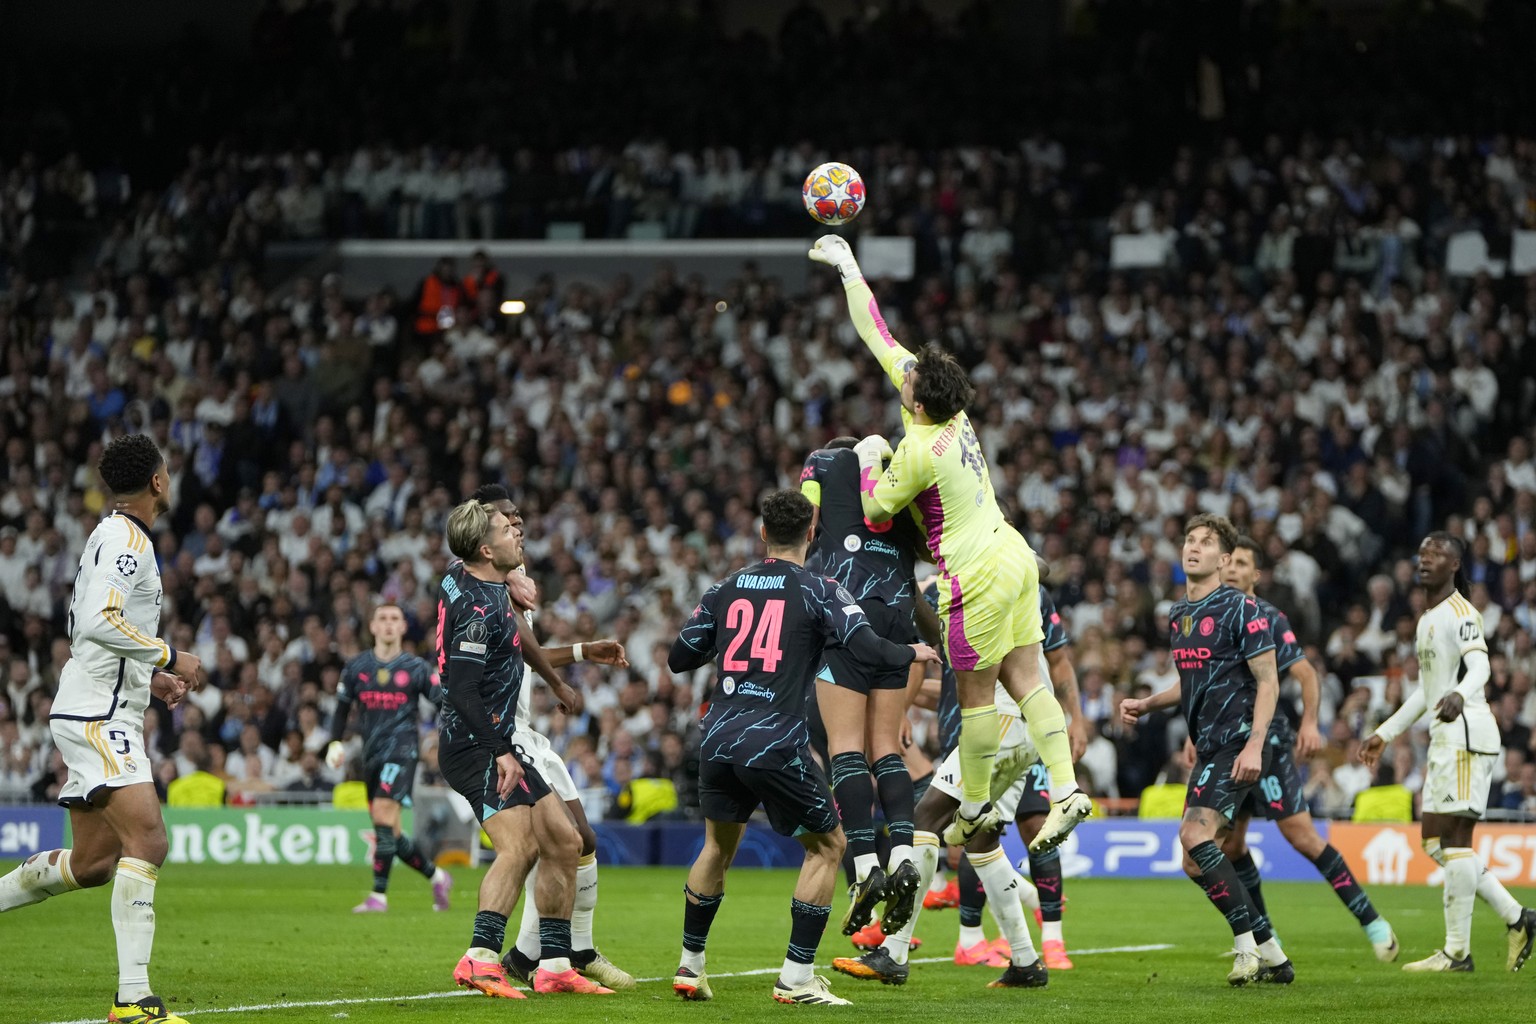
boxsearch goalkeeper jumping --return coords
[808,235,1090,852]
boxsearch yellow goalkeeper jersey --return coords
[843,278,1019,576]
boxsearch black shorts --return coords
[1014,761,1051,820]
[1240,742,1307,821]
[439,738,550,820]
[699,754,839,837]
[365,753,418,805]
[1187,741,1272,824]
[817,603,914,695]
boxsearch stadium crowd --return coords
[3,1,1536,825]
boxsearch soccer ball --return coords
[802,162,867,226]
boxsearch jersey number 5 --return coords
[722,599,785,673]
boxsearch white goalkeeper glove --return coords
[324,741,346,771]
[853,433,893,467]
[808,234,862,281]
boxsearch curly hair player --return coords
[809,234,1090,855]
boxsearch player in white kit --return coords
[0,434,206,1024]
[471,485,635,990]
[1362,531,1536,973]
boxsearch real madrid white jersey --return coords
[52,512,172,721]
[1415,591,1499,753]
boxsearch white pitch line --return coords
[41,943,1174,1024]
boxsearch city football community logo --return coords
[722,676,736,695]
[115,553,139,576]
[844,535,862,552]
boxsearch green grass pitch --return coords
[2,862,1531,1023]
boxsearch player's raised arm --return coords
[809,235,915,390]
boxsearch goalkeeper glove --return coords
[324,741,346,771]
[853,433,893,465]
[808,234,862,281]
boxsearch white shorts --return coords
[930,715,1038,820]
[50,713,151,807]
[1422,744,1496,818]
[511,727,579,803]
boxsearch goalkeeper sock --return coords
[970,847,1038,965]
[782,899,831,986]
[0,849,81,911]
[112,859,159,1004]
[1309,843,1378,926]
[957,705,999,810]
[515,863,542,961]
[394,833,434,879]
[1019,687,1076,800]
[882,831,939,965]
[681,884,723,973]
[372,824,396,894]
[829,751,878,880]
[572,852,598,951]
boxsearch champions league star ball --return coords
[802,161,867,225]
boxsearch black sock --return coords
[1232,851,1269,935]
[394,833,434,878]
[1311,843,1379,926]
[372,824,396,894]
[830,752,876,864]
[872,754,915,852]
[1188,841,1255,938]
[1030,847,1063,921]
[787,898,831,965]
[958,854,986,924]
[472,910,508,953]
[682,884,724,954]
[539,917,573,962]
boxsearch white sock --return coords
[970,849,1038,964]
[958,799,986,818]
[928,868,948,894]
[466,945,500,961]
[680,947,705,973]
[1257,936,1286,966]
[572,854,598,950]
[515,863,542,960]
[112,859,159,1003]
[1042,919,1063,944]
[881,832,939,965]
[1049,781,1080,803]
[1443,849,1478,959]
[887,844,915,871]
[1476,864,1524,926]
[780,957,813,987]
[541,954,573,973]
[0,849,80,911]
[959,924,987,947]
[1233,930,1256,955]
[853,853,879,883]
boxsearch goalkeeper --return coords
[809,235,1089,854]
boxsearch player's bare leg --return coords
[997,644,1088,853]
[773,826,852,1005]
[458,807,534,999]
[675,819,744,1001]
[525,793,611,994]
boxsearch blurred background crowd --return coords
[2,0,1536,823]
